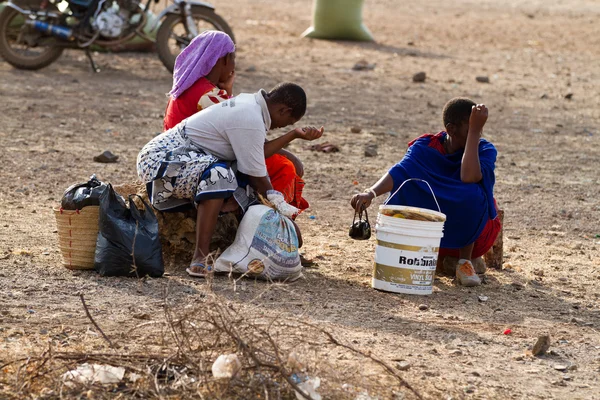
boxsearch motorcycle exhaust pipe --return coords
[25,20,74,40]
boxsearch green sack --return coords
[302,0,373,41]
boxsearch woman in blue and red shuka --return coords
[350,98,501,287]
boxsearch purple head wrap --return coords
[169,30,235,99]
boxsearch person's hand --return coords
[218,70,235,96]
[293,126,324,141]
[469,104,488,134]
[350,192,374,212]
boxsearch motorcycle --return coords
[0,0,234,72]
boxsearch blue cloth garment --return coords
[387,132,497,249]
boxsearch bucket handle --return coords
[384,178,442,213]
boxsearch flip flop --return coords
[186,263,212,278]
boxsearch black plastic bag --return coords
[94,184,164,278]
[349,207,371,240]
[61,174,108,210]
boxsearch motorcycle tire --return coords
[0,6,64,70]
[156,6,235,73]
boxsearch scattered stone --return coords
[540,93,548,99]
[449,349,463,356]
[563,375,572,381]
[564,93,573,100]
[532,335,551,356]
[464,385,476,394]
[364,144,378,157]
[396,361,411,371]
[93,150,119,163]
[412,72,426,83]
[553,364,569,371]
[418,304,429,311]
[478,295,489,302]
[353,60,376,71]
[472,371,481,377]
[511,282,524,290]
[350,126,362,134]
[568,364,578,371]
[245,65,257,72]
[476,76,490,83]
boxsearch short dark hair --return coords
[267,82,307,120]
[442,97,476,127]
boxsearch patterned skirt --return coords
[137,124,252,211]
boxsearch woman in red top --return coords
[163,31,309,212]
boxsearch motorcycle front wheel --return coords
[0,7,64,70]
[156,6,235,73]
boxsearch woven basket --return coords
[54,206,100,270]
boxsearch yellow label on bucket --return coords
[377,240,439,253]
[373,263,434,286]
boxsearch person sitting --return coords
[137,82,324,277]
[162,30,309,214]
[350,98,501,287]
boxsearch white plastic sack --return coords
[62,363,125,386]
[214,205,302,281]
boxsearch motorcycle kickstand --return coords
[85,48,101,73]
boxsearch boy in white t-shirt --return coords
[137,83,323,277]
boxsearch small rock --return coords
[353,60,376,71]
[532,335,551,356]
[396,361,411,371]
[350,126,362,134]
[564,93,573,100]
[93,150,119,163]
[245,65,257,72]
[553,364,569,371]
[364,144,378,157]
[472,371,481,377]
[568,364,578,371]
[540,94,548,99]
[418,304,429,311]
[449,349,463,356]
[511,282,524,290]
[476,76,490,83]
[464,385,476,394]
[478,295,488,302]
[563,375,572,381]
[412,72,426,83]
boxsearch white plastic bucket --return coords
[372,179,446,295]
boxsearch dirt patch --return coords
[1,0,599,398]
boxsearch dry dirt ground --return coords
[1,0,600,398]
